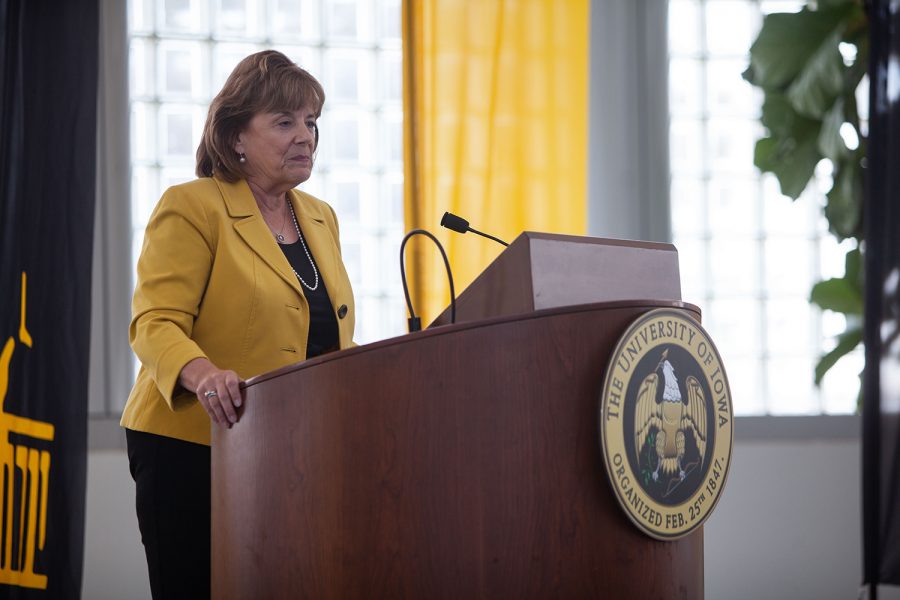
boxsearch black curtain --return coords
[863,0,900,593]
[0,0,97,597]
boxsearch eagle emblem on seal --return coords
[634,348,708,483]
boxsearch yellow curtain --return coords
[402,0,589,324]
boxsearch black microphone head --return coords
[440,212,469,234]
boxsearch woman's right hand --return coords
[178,358,243,428]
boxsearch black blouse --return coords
[278,236,339,359]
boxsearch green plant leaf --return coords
[760,94,793,136]
[753,136,778,170]
[825,160,863,239]
[787,30,846,118]
[744,5,856,91]
[761,93,818,138]
[753,134,821,200]
[814,326,863,385]
[775,136,821,199]
[817,98,847,162]
[844,247,863,288]
[810,277,863,315]
[755,92,823,198]
[746,1,869,407]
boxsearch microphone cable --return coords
[440,212,508,246]
[399,229,456,332]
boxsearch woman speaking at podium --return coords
[120,50,356,598]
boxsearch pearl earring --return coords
[239,153,246,164]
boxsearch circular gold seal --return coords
[599,308,733,540]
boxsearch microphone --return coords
[399,229,456,332]
[440,212,509,247]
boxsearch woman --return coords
[120,50,355,599]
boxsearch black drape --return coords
[0,0,97,597]
[863,0,900,592]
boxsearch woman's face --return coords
[235,107,318,193]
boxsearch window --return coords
[127,0,407,370]
[668,0,862,415]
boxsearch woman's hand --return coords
[178,358,243,428]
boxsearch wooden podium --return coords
[212,233,703,598]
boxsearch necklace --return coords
[286,200,319,291]
[275,202,288,243]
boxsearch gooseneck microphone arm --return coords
[399,229,456,332]
[467,226,509,247]
[440,212,508,247]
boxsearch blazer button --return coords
[337,304,348,319]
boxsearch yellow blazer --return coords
[120,177,355,446]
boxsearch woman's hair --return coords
[196,50,325,181]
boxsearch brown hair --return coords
[196,50,325,181]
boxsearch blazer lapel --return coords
[215,178,304,297]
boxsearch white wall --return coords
[83,451,150,600]
[705,435,863,599]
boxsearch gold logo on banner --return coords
[0,272,54,589]
[599,308,733,541]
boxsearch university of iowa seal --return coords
[599,308,733,540]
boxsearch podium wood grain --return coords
[212,300,703,599]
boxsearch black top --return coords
[278,237,339,359]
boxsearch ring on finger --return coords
[204,389,218,399]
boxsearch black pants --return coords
[126,429,210,600]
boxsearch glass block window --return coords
[128,0,406,348]
[668,0,861,415]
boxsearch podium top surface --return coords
[243,298,699,390]
[431,231,682,326]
